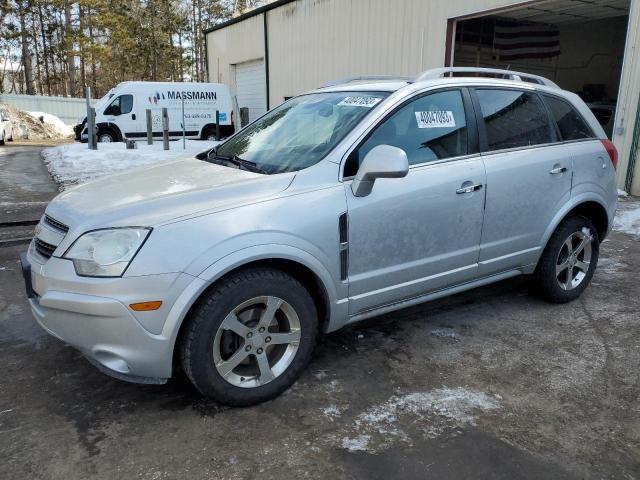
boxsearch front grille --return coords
[34,237,57,259]
[44,214,69,233]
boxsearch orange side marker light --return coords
[130,301,163,311]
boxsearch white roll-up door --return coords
[234,59,266,123]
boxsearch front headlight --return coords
[64,228,151,277]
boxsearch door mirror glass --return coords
[351,145,409,197]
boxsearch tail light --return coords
[600,139,618,170]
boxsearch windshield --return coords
[216,91,390,174]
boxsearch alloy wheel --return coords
[212,296,301,388]
[555,227,593,291]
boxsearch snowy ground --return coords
[42,139,218,188]
[614,195,640,238]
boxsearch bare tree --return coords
[17,0,36,94]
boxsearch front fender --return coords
[159,243,348,374]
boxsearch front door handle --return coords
[456,183,483,194]
[549,166,567,174]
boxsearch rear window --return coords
[476,89,553,151]
[543,95,594,141]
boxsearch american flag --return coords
[494,20,561,61]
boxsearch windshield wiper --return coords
[206,152,268,175]
[228,155,269,174]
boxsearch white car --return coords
[0,108,14,145]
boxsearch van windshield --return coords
[215,91,389,174]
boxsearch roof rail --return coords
[414,67,559,89]
[320,75,411,88]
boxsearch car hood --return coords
[46,158,295,229]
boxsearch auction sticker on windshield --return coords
[338,96,383,108]
[415,111,456,128]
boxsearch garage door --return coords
[234,59,266,124]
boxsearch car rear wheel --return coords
[180,267,318,406]
[532,215,599,303]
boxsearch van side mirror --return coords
[351,145,409,197]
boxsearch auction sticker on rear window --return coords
[337,96,383,108]
[415,111,456,128]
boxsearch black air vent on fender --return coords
[339,213,348,281]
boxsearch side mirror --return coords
[351,145,409,197]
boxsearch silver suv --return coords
[21,68,618,406]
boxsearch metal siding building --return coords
[205,0,640,195]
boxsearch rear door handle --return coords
[549,166,567,174]
[456,183,483,194]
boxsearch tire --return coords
[98,130,116,143]
[8,128,13,141]
[0,137,4,146]
[531,215,599,303]
[201,127,216,141]
[180,267,318,407]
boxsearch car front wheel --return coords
[532,215,599,303]
[180,268,318,406]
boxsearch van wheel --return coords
[531,215,599,303]
[0,137,4,146]
[202,127,216,141]
[180,268,318,407]
[98,130,116,143]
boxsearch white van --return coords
[76,81,235,142]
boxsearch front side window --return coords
[347,89,468,175]
[476,89,553,151]
[105,94,133,115]
[216,91,389,174]
[543,95,594,141]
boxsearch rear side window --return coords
[476,89,553,151]
[352,89,468,170]
[543,95,594,141]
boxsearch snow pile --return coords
[27,111,74,138]
[0,102,71,140]
[341,387,500,453]
[42,140,219,188]
[614,200,640,238]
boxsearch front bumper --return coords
[22,247,195,382]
